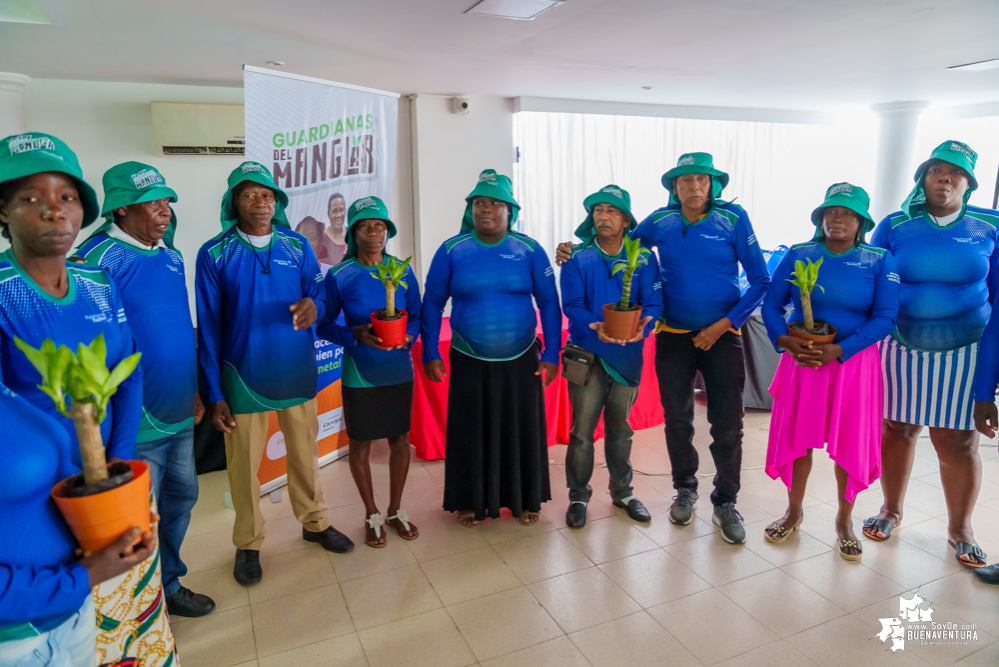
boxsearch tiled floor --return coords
[172,402,999,666]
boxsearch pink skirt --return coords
[766,344,882,503]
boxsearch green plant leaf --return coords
[103,352,142,396]
[76,342,110,387]
[13,337,50,379]
[611,263,627,275]
[90,334,107,368]
[398,280,408,289]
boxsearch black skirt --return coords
[342,381,414,441]
[443,341,551,520]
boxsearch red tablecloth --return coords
[409,317,663,460]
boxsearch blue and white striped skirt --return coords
[880,337,977,430]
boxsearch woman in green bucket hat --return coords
[760,183,898,561]
[867,140,997,570]
[0,133,174,665]
[421,169,562,527]
[316,196,423,548]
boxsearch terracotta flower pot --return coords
[51,460,151,552]
[788,321,838,346]
[602,303,642,341]
[371,309,408,348]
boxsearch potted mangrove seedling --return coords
[786,257,837,344]
[369,255,412,348]
[602,236,651,340]
[15,334,149,551]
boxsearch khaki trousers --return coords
[224,398,330,550]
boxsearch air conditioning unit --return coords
[150,102,245,156]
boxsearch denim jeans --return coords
[136,424,198,597]
[0,597,95,667]
[655,330,745,506]
[566,359,639,503]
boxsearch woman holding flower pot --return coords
[761,183,898,560]
[317,196,422,548]
[422,170,562,527]
[0,132,177,666]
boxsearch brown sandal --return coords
[457,511,480,528]
[386,510,419,540]
[519,511,540,526]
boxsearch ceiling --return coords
[1,0,997,111]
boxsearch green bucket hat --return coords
[0,132,100,227]
[82,162,180,250]
[810,182,875,239]
[901,140,978,220]
[574,184,637,247]
[461,169,520,233]
[344,195,397,260]
[220,162,290,233]
[661,152,729,205]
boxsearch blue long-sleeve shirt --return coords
[762,242,899,362]
[560,242,662,385]
[422,231,562,364]
[870,205,999,351]
[196,228,325,414]
[633,201,770,331]
[0,387,91,633]
[77,232,197,443]
[0,250,141,464]
[316,256,422,388]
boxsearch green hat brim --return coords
[661,165,730,191]
[345,209,398,260]
[1,166,100,228]
[913,156,979,192]
[100,185,177,217]
[574,192,637,243]
[810,195,875,234]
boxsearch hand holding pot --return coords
[210,400,237,434]
[795,343,842,368]
[80,512,158,587]
[424,359,447,383]
[777,334,818,362]
[289,297,318,330]
[590,317,652,346]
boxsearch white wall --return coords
[11,78,415,314]
[409,95,515,280]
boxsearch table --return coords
[409,317,664,460]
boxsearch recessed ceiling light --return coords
[266,61,285,66]
[465,0,565,21]
[949,59,999,72]
[641,86,653,90]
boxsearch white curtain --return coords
[512,111,880,259]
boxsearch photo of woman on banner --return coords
[323,192,349,265]
[296,215,332,273]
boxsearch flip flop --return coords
[949,540,987,568]
[519,511,540,526]
[364,513,387,549]
[837,539,863,561]
[764,522,798,544]
[863,516,897,542]
[386,509,419,541]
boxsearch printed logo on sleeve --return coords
[131,169,163,189]
[8,134,57,155]
[747,233,758,245]
[241,163,266,174]
[888,272,900,284]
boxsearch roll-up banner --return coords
[243,65,400,494]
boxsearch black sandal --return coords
[863,516,897,542]
[949,540,987,568]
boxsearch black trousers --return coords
[655,330,745,506]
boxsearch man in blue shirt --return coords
[557,154,770,544]
[560,185,662,528]
[76,162,214,617]
[197,163,353,587]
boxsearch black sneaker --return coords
[166,586,216,618]
[668,488,698,525]
[233,549,262,586]
[712,503,746,544]
[303,526,355,553]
